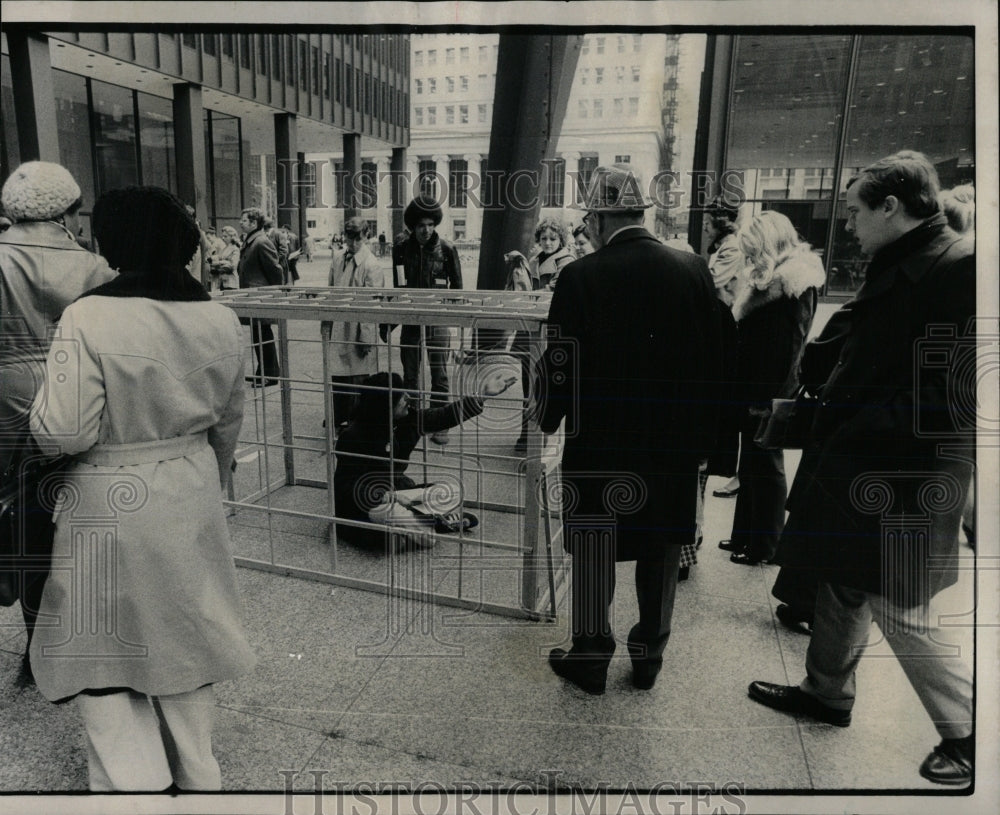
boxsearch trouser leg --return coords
[729,429,755,552]
[800,581,873,711]
[426,326,451,408]
[154,685,223,790]
[251,320,280,380]
[628,545,684,663]
[76,691,172,792]
[731,423,786,559]
[569,537,616,657]
[400,324,421,394]
[869,594,974,740]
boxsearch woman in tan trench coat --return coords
[29,186,255,792]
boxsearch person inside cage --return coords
[333,369,515,548]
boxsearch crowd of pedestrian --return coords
[0,147,978,790]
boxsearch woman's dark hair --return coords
[92,186,200,290]
[353,371,405,426]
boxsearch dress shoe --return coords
[712,486,739,498]
[718,539,742,552]
[775,603,813,635]
[430,430,450,445]
[919,735,973,785]
[631,659,662,690]
[548,648,607,695]
[730,551,767,565]
[747,681,851,726]
[677,566,690,582]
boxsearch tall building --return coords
[307,32,682,244]
[1,30,409,240]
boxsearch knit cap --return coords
[1,161,81,222]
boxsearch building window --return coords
[415,50,423,66]
[615,154,631,164]
[617,36,626,54]
[628,97,639,116]
[478,73,488,89]
[459,105,468,124]
[221,35,234,60]
[415,78,423,95]
[345,65,353,107]
[419,158,438,197]
[428,49,437,66]
[582,39,590,56]
[307,219,317,229]
[51,69,95,207]
[323,53,330,98]
[596,37,605,55]
[542,158,566,208]
[460,47,469,64]
[593,99,603,118]
[203,34,217,56]
[335,58,342,102]
[182,33,197,49]
[595,67,604,85]
[446,105,454,124]
[577,155,599,204]
[633,34,642,52]
[478,103,487,123]
[311,47,320,94]
[616,66,625,84]
[271,35,281,81]
[479,45,488,63]
[286,38,295,86]
[613,98,623,116]
[453,219,466,240]
[460,75,469,92]
[446,76,455,93]
[256,35,267,73]
[427,106,436,125]
[580,68,589,86]
[137,90,176,195]
[450,158,468,208]
[428,77,436,94]
[239,34,251,69]
[446,48,455,65]
[91,78,139,193]
[415,107,423,126]
[578,99,589,118]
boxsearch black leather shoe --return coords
[730,551,766,565]
[747,681,851,726]
[713,486,739,498]
[718,539,742,552]
[919,737,973,785]
[630,659,662,690]
[677,566,690,582]
[775,603,813,634]
[548,648,607,695]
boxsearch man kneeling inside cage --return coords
[333,370,515,548]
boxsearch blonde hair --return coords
[940,184,974,234]
[738,210,807,289]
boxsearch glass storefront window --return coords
[210,112,243,223]
[137,91,175,194]
[827,33,975,294]
[1,55,21,183]
[727,35,852,258]
[52,69,96,210]
[91,78,138,193]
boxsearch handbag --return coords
[754,386,818,450]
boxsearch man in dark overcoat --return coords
[748,151,976,786]
[538,164,723,694]
[238,207,284,386]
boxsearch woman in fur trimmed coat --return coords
[721,211,826,565]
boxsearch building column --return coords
[296,150,308,239]
[432,154,451,235]
[274,112,298,229]
[172,83,208,224]
[390,147,407,239]
[561,151,581,222]
[463,153,482,242]
[375,155,391,238]
[6,32,60,165]
[342,132,361,220]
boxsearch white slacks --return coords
[800,581,973,740]
[76,685,221,791]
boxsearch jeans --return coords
[400,324,451,406]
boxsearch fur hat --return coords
[404,195,443,229]
[1,161,81,222]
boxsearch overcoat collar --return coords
[851,214,962,304]
[0,220,81,251]
[604,226,657,247]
